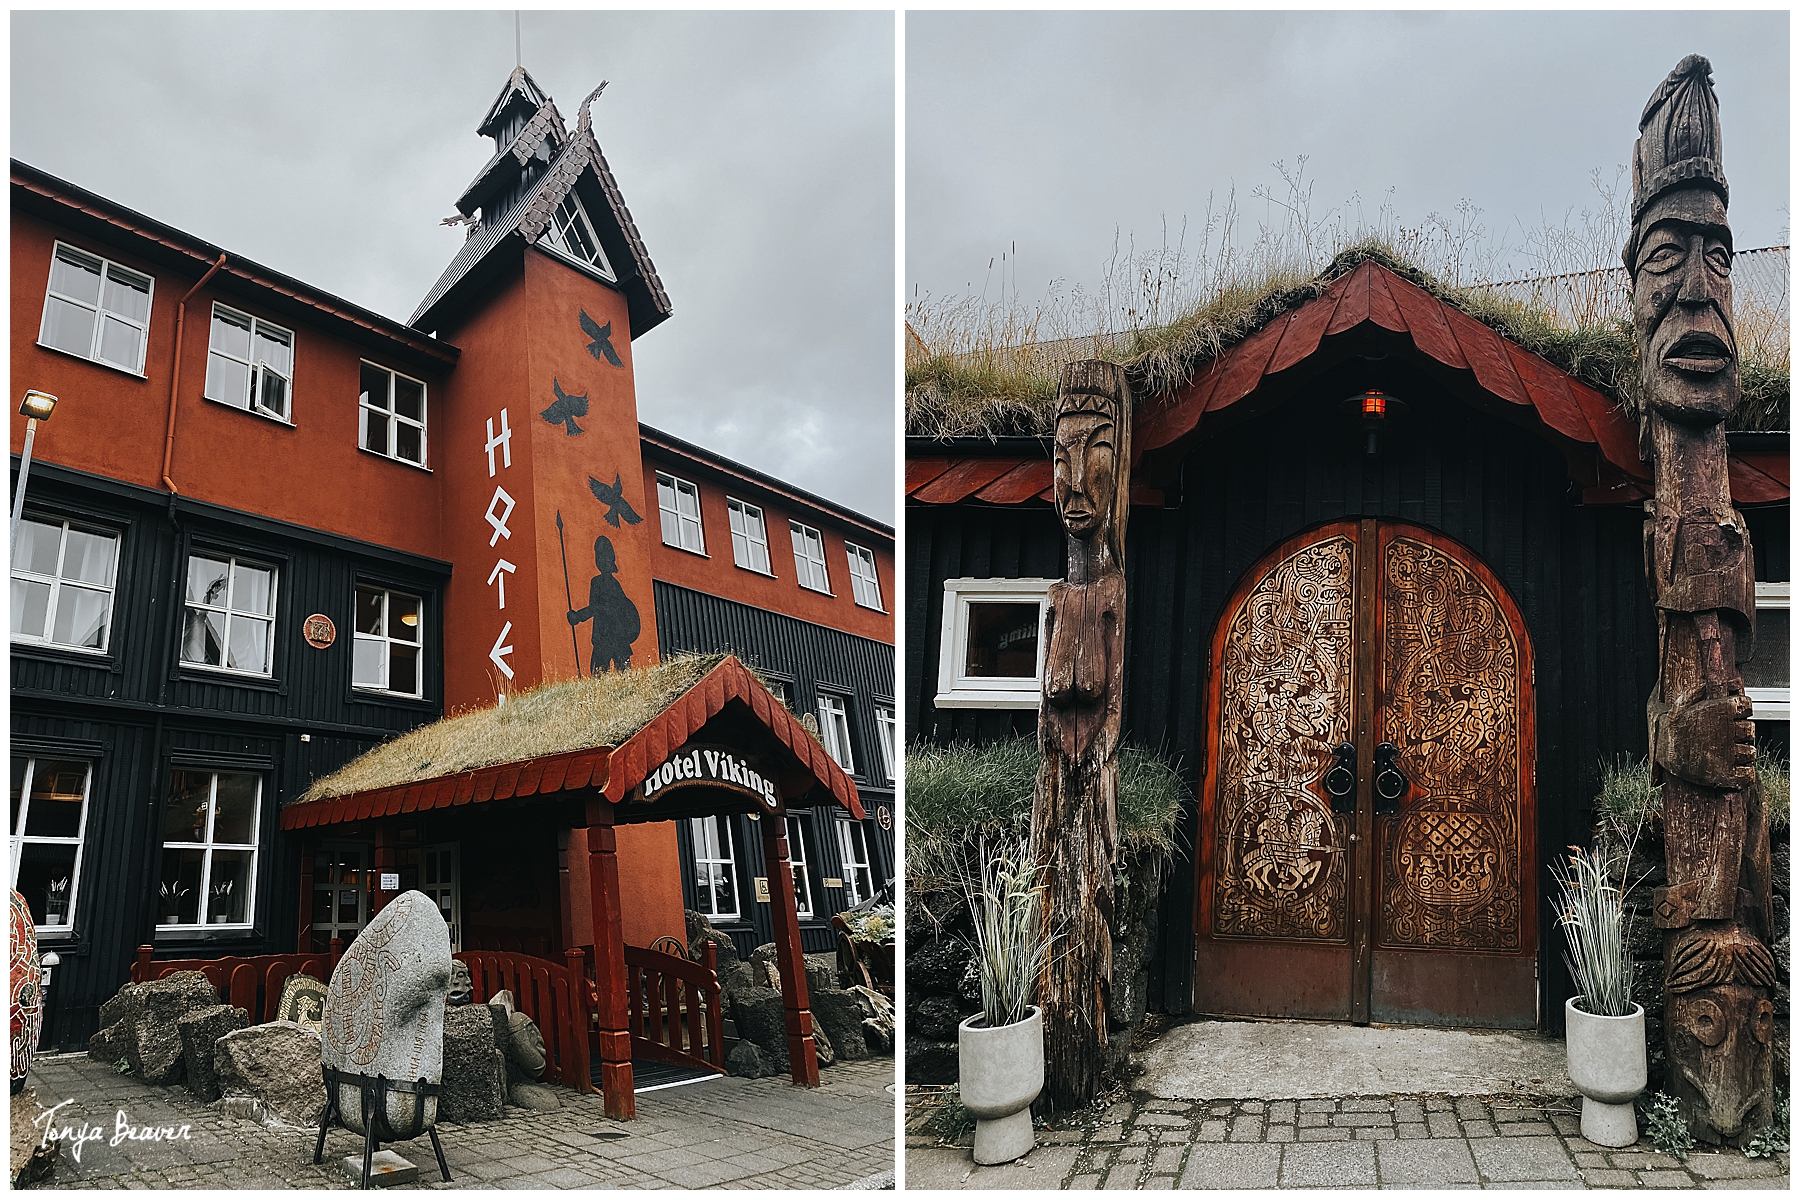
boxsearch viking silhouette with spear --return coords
[566,533,640,675]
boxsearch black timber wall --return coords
[906,386,1786,1036]
[12,460,449,1050]
[655,580,896,958]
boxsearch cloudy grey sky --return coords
[908,11,1787,318]
[13,10,896,523]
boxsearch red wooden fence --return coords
[623,941,724,1074]
[131,941,341,1024]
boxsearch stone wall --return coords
[904,845,1167,1085]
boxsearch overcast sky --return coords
[12,10,896,523]
[908,11,1787,321]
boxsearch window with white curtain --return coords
[689,815,739,919]
[38,242,153,373]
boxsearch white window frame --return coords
[657,473,706,555]
[311,842,369,951]
[204,302,295,423]
[10,756,92,936]
[180,552,279,677]
[352,585,425,698]
[538,191,618,281]
[358,361,429,469]
[936,577,1055,709]
[1747,582,1789,720]
[37,241,154,375]
[10,517,120,655]
[791,521,831,594]
[876,705,897,782]
[689,815,740,921]
[727,498,773,576]
[786,816,815,919]
[420,842,462,952]
[836,819,874,907]
[816,692,855,774]
[846,542,884,611]
[157,770,261,932]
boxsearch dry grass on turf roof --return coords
[300,652,791,804]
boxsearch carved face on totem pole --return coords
[1625,55,1739,426]
[1668,986,1775,1137]
[1052,361,1131,571]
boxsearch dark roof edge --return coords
[640,422,893,542]
[13,160,459,369]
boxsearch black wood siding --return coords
[11,460,449,1049]
[903,382,1749,1036]
[655,580,896,956]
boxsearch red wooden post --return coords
[702,940,724,1069]
[586,798,635,1118]
[564,945,593,1092]
[296,834,315,952]
[134,944,154,982]
[760,812,818,1086]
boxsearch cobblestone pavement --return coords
[905,1086,1790,1190]
[23,1052,895,1189]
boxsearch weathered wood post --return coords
[1032,360,1130,1112]
[1626,55,1773,1146]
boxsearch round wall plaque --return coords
[876,804,892,831]
[303,614,337,649]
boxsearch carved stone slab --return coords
[277,974,330,1032]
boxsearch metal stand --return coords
[313,1065,450,1189]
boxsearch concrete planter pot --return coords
[1565,997,1646,1147]
[958,1006,1044,1164]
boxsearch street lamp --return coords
[11,390,58,554]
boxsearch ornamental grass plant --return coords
[960,839,1053,1029]
[1551,843,1636,1018]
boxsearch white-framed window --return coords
[689,815,740,920]
[353,586,423,697]
[791,521,830,594]
[786,816,814,919]
[38,242,153,374]
[1745,582,1789,721]
[419,843,461,952]
[846,542,884,611]
[158,769,260,930]
[657,473,706,555]
[936,577,1055,709]
[181,553,278,676]
[9,756,92,935]
[876,705,897,782]
[538,192,617,280]
[836,819,874,907]
[816,692,855,773]
[311,842,368,953]
[359,362,428,467]
[11,517,120,654]
[765,676,796,711]
[727,498,773,575]
[205,303,294,422]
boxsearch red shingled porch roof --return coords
[280,655,861,830]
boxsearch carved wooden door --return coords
[1194,519,1537,1027]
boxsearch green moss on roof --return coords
[299,653,734,804]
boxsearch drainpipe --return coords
[161,253,226,495]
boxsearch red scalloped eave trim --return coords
[278,656,862,829]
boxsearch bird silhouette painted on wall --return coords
[588,473,642,528]
[540,378,589,435]
[580,309,623,367]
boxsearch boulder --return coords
[849,985,896,1056]
[177,1004,249,1101]
[907,938,972,996]
[97,982,143,1032]
[811,989,874,1061]
[725,1040,764,1079]
[508,1081,560,1111]
[812,1020,835,1067]
[905,1039,959,1085]
[215,1020,327,1127]
[804,953,839,998]
[909,995,965,1043]
[503,1011,546,1083]
[729,986,789,1072]
[719,961,756,998]
[863,1016,894,1056]
[955,952,983,1009]
[10,1085,59,1187]
[685,910,741,972]
[446,960,473,1007]
[321,891,451,1136]
[439,1003,506,1123]
[747,944,783,990]
[274,974,328,1031]
[87,1019,132,1069]
[132,972,221,1085]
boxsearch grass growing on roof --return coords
[300,652,744,803]
[905,736,1187,889]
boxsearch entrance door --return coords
[1194,519,1537,1028]
[312,842,369,952]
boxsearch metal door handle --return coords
[1324,743,1358,813]
[1374,742,1407,815]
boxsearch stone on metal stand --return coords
[315,890,454,1188]
[1031,359,1130,1113]
[1625,54,1774,1147]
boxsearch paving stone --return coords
[1299,1100,1337,1113]
[1116,1147,1145,1164]
[1610,1150,1684,1170]
[1550,1112,1584,1137]
[1425,1097,1453,1112]
[1175,1144,1281,1190]
[1581,1168,1642,1187]
[1297,1127,1353,1142]
[1268,1101,1296,1124]
[1068,1173,1103,1190]
[1354,1127,1396,1141]
[1101,1168,1141,1190]
[1698,1179,1791,1190]
[1140,1177,1176,1190]
[1147,1145,1184,1174]
[1395,1123,1429,1140]
[1492,1106,1543,1122]
[1427,1113,1462,1139]
[1298,1112,1329,1129]
[1104,1102,1134,1122]
[1240,1102,1265,1115]
[1282,1140,1377,1188]
[1468,1135,1578,1183]
[1463,1121,1496,1138]
[1127,1129,1153,1144]
[1135,1112,1192,1128]
[1687,1155,1787,1180]
[1196,1120,1228,1142]
[1228,1115,1262,1142]
[1343,1098,1393,1113]
[1574,1152,1610,1168]
[1454,1097,1488,1120]
[1143,1102,1191,1114]
[1392,1100,1424,1123]
[1267,1125,1294,1143]
[1499,1121,1557,1137]
[1091,1125,1125,1143]
[1375,1138,1479,1187]
[1331,1111,1394,1127]
[1209,1104,1233,1117]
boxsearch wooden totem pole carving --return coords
[1627,55,1774,1146]
[1032,360,1130,1112]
